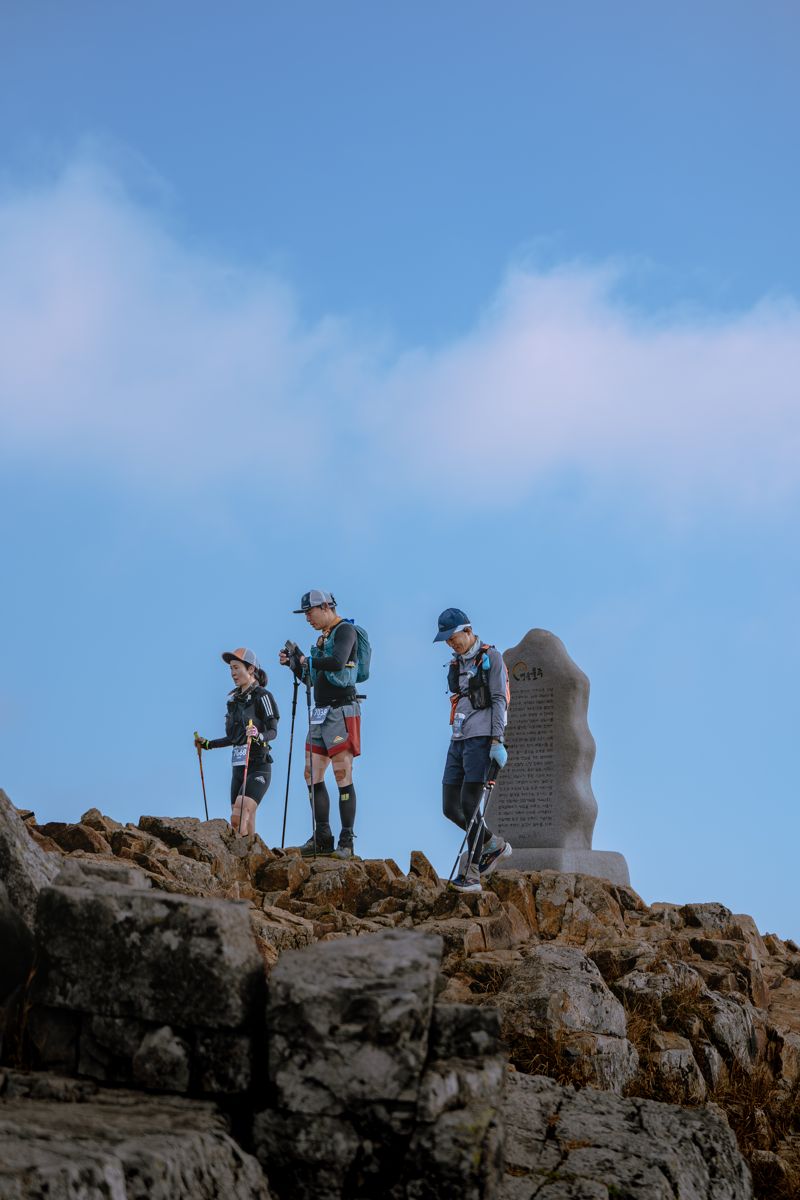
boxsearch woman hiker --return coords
[194,648,279,837]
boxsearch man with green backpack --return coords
[279,590,370,859]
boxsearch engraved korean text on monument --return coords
[494,661,560,844]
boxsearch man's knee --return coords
[459,781,485,825]
[332,756,353,785]
[311,758,329,784]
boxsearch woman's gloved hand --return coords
[489,741,508,768]
[194,732,210,750]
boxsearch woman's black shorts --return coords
[230,763,271,807]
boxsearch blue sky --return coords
[1,2,798,937]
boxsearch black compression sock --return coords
[313,781,331,825]
[461,782,487,860]
[442,783,466,829]
[338,783,356,829]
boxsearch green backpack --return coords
[343,618,371,683]
[311,619,372,688]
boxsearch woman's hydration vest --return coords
[225,687,274,761]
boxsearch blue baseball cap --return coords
[433,607,471,643]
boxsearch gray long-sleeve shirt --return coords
[451,639,508,741]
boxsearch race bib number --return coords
[231,745,248,766]
[310,706,330,725]
[453,711,466,739]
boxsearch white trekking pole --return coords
[447,761,500,883]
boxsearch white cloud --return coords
[1,161,799,509]
[0,162,364,484]
[372,268,800,507]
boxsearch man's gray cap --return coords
[293,589,337,613]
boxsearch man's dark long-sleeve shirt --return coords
[297,621,358,706]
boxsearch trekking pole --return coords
[194,733,209,821]
[447,761,500,884]
[305,666,317,859]
[239,719,254,827]
[280,674,300,848]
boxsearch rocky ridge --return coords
[2,789,799,1198]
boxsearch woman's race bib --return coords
[231,745,248,766]
[310,706,330,725]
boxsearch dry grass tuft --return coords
[461,959,514,996]
[661,979,707,1031]
[621,994,659,1055]
[713,1064,799,1152]
[0,964,37,1070]
[713,1066,800,1200]
[623,1057,693,1107]
[503,1026,594,1089]
[608,981,800,1198]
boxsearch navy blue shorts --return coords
[442,736,491,786]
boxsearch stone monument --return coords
[485,629,630,886]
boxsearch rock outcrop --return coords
[494,943,639,1093]
[254,930,505,1200]
[501,1072,754,1199]
[2,791,799,1198]
[0,1070,271,1199]
[0,788,58,930]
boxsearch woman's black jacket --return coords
[207,686,279,765]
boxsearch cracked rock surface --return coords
[0,1070,270,1199]
[501,1072,753,1200]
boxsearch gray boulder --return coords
[131,1026,192,1092]
[642,1031,708,1102]
[611,961,706,1020]
[28,880,264,1094]
[0,789,57,931]
[35,882,263,1028]
[559,1030,639,1093]
[409,1003,506,1198]
[679,901,735,936]
[0,1071,270,1199]
[498,945,626,1038]
[254,929,505,1200]
[495,944,638,1092]
[265,927,441,1115]
[54,858,151,890]
[137,815,268,885]
[703,990,759,1073]
[500,1072,753,1199]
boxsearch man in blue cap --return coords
[434,607,512,891]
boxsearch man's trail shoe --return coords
[300,830,334,857]
[450,865,481,893]
[478,838,512,877]
[332,829,355,860]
